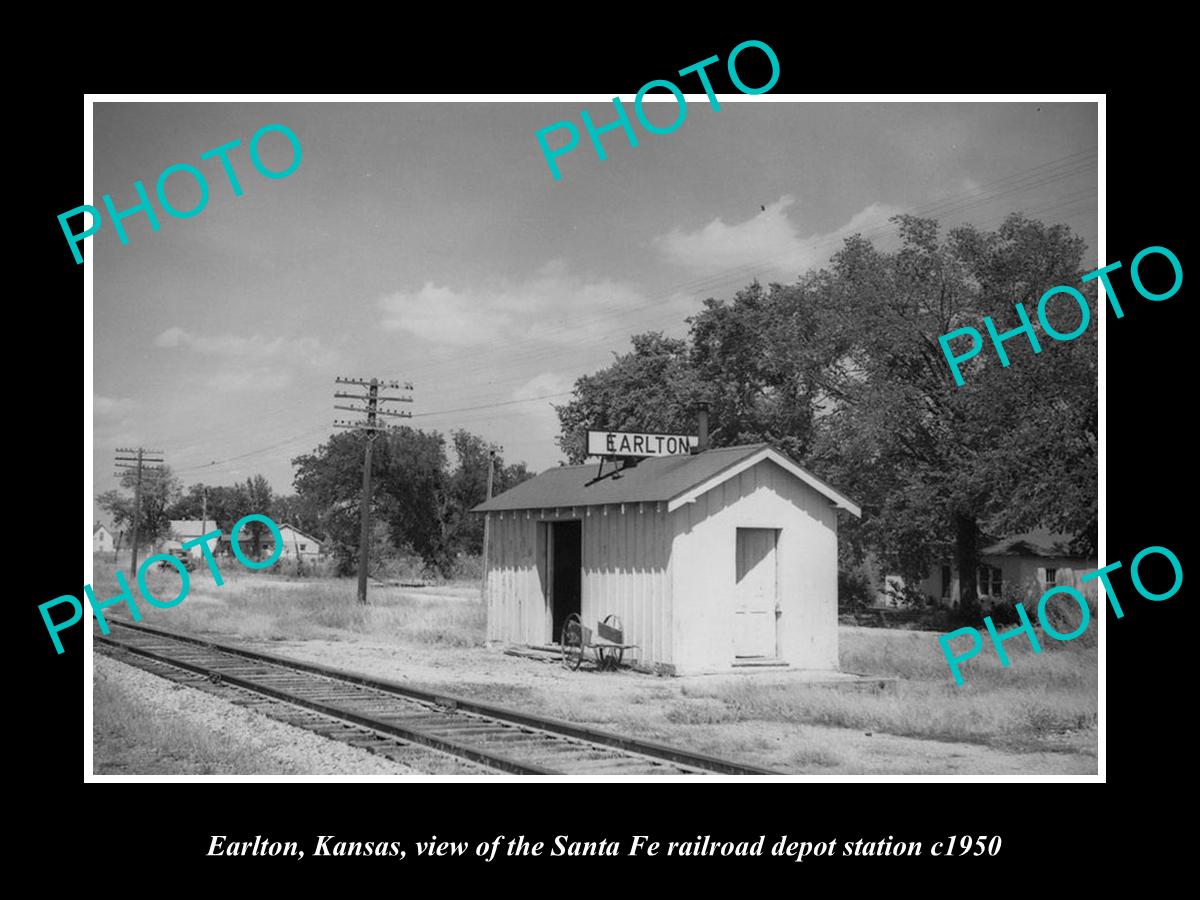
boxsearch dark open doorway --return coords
[549,520,582,640]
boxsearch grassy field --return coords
[91,556,1097,773]
[680,628,1096,752]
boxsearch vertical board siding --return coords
[580,504,672,668]
[488,505,674,667]
[486,458,845,674]
[670,458,840,674]
[485,511,547,647]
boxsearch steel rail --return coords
[96,631,555,775]
[103,618,782,776]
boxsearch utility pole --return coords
[115,447,164,579]
[480,446,499,604]
[334,376,413,604]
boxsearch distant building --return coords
[475,443,861,675]
[217,529,274,560]
[163,519,219,558]
[276,524,323,560]
[917,529,1098,608]
[93,524,114,554]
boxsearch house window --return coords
[977,566,1004,597]
[941,565,951,598]
[1045,567,1058,585]
[299,543,307,551]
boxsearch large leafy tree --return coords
[292,431,392,573]
[807,214,1096,613]
[554,213,1097,614]
[166,482,245,534]
[446,430,533,555]
[377,427,453,575]
[290,426,528,577]
[555,333,704,463]
[97,466,182,550]
[229,475,275,558]
[555,284,834,463]
[689,278,833,461]
[270,493,324,537]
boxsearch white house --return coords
[276,524,323,560]
[474,443,861,675]
[917,529,1098,608]
[93,524,114,554]
[164,519,219,558]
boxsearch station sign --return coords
[587,430,699,458]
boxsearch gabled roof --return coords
[277,523,323,545]
[473,444,861,517]
[94,524,111,536]
[982,529,1090,559]
[169,519,213,537]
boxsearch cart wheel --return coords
[561,613,584,671]
[600,614,624,670]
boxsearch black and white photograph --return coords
[82,95,1102,780]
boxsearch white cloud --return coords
[377,260,648,348]
[152,327,338,367]
[654,195,905,279]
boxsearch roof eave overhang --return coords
[666,447,862,518]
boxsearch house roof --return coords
[982,529,1089,559]
[473,443,861,516]
[94,524,111,536]
[278,523,322,545]
[169,519,215,537]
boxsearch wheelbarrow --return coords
[560,613,637,671]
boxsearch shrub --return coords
[838,569,874,613]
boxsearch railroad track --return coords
[96,620,780,776]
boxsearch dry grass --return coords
[679,628,1096,752]
[93,668,301,775]
[90,560,485,648]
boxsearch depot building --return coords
[473,433,860,675]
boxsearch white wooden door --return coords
[734,528,778,658]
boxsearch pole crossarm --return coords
[114,447,165,581]
[334,405,413,417]
[333,376,414,604]
[335,377,414,390]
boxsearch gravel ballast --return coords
[94,653,421,776]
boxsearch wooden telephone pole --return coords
[114,447,164,578]
[334,377,413,604]
[480,446,500,604]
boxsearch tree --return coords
[555,333,704,463]
[293,432,375,572]
[97,466,182,550]
[446,430,534,556]
[292,427,535,577]
[378,427,453,576]
[554,286,833,464]
[688,279,832,460]
[221,475,275,559]
[166,482,243,534]
[802,214,1097,613]
[553,213,1097,615]
[292,428,450,575]
[271,493,324,537]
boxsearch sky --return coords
[90,99,1097,506]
